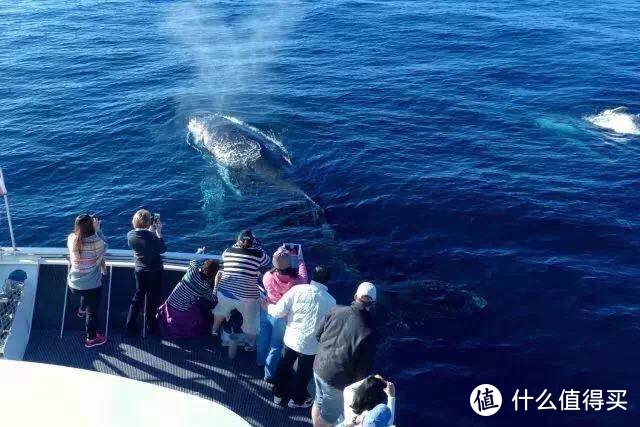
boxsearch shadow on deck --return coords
[25,331,311,426]
[22,264,311,426]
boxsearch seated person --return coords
[157,256,220,339]
[341,375,396,427]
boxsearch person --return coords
[212,229,270,351]
[126,209,167,336]
[341,376,395,426]
[67,214,108,348]
[261,266,336,408]
[157,250,220,339]
[312,282,378,427]
[257,245,309,382]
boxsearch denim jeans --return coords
[256,308,286,380]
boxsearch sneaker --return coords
[85,333,107,348]
[77,307,87,318]
[288,397,314,409]
[273,396,284,406]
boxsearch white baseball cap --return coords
[356,282,377,302]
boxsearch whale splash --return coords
[585,107,640,135]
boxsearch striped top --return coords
[166,260,216,312]
[218,245,270,300]
[67,231,107,274]
[66,231,107,290]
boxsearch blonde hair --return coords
[132,209,152,229]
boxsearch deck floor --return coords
[24,331,312,426]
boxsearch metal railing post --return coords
[142,294,147,338]
[2,194,16,251]
[105,265,113,337]
[60,262,70,338]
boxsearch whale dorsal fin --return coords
[611,106,628,113]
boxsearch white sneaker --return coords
[273,396,284,406]
[288,397,313,409]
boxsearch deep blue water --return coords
[1,1,639,425]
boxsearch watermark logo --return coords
[470,384,502,416]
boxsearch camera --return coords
[151,213,160,224]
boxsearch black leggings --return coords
[70,286,102,339]
[273,345,315,404]
[126,270,163,333]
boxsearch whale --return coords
[187,114,322,221]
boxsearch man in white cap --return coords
[311,282,377,427]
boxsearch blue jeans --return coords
[256,308,286,380]
[314,373,344,424]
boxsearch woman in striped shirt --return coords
[67,214,107,348]
[212,229,270,351]
[157,258,220,339]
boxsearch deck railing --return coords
[0,247,221,271]
[0,247,222,342]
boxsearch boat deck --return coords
[25,332,311,426]
[14,258,311,426]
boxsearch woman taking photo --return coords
[126,209,167,336]
[341,375,396,427]
[67,214,108,348]
[257,245,308,382]
[157,253,220,339]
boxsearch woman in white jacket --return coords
[261,266,336,408]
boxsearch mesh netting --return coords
[0,279,25,356]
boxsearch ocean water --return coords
[1,1,639,425]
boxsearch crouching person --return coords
[157,255,220,339]
[341,375,396,426]
[261,266,336,408]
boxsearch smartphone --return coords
[283,243,302,269]
[153,213,160,223]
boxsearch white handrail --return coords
[0,247,222,272]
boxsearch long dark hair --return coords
[270,266,299,278]
[351,376,387,415]
[73,214,95,254]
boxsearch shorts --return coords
[313,373,344,424]
[212,293,259,335]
